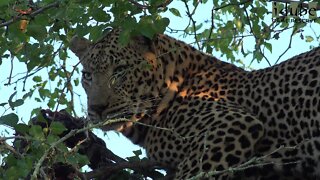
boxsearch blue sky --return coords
[1,0,320,165]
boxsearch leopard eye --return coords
[108,76,116,88]
[82,71,92,81]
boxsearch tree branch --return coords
[274,29,294,65]
[213,0,252,11]
[28,110,174,179]
[128,0,173,9]
[183,0,201,49]
[84,160,167,179]
[243,7,272,66]
[0,140,23,158]
[0,2,59,28]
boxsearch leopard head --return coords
[70,29,162,129]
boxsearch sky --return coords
[0,0,320,169]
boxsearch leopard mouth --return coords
[88,104,148,128]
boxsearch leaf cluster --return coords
[0,0,319,179]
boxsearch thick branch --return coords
[27,110,174,179]
[0,2,59,28]
[84,160,167,179]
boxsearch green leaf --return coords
[0,113,19,127]
[59,49,67,60]
[26,60,39,71]
[7,22,28,42]
[8,91,17,104]
[206,45,213,54]
[127,149,143,162]
[50,122,67,135]
[23,91,33,99]
[14,123,30,134]
[293,22,306,34]
[31,107,42,117]
[29,125,45,140]
[76,154,89,166]
[47,134,59,144]
[12,99,24,107]
[133,149,142,156]
[38,88,51,100]
[16,158,33,177]
[194,23,203,32]
[27,24,47,41]
[0,0,10,7]
[65,153,89,167]
[89,25,104,41]
[13,99,24,107]
[253,50,263,62]
[32,76,42,82]
[154,17,170,34]
[5,167,21,179]
[47,98,56,108]
[91,8,111,22]
[169,8,181,17]
[264,42,272,52]
[74,79,79,86]
[118,29,132,45]
[137,16,156,39]
[34,112,49,124]
[305,36,314,42]
[8,92,24,109]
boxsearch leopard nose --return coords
[90,105,107,115]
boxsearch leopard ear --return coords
[69,36,91,58]
[130,35,155,54]
[130,35,157,65]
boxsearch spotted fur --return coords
[70,29,320,179]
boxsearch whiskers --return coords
[89,96,161,122]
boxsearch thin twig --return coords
[5,53,14,86]
[128,0,173,9]
[0,2,59,28]
[308,24,319,42]
[243,6,272,66]
[213,0,252,11]
[203,4,215,52]
[0,140,23,158]
[54,61,81,113]
[30,117,129,179]
[274,29,294,65]
[4,66,43,85]
[0,135,30,141]
[183,0,201,49]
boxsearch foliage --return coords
[0,0,319,179]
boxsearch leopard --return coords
[70,29,320,180]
